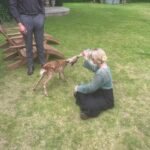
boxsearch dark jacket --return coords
[9,0,45,23]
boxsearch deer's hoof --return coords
[32,88,36,91]
[44,93,48,97]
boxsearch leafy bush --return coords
[0,0,11,22]
[55,0,64,6]
[64,0,91,2]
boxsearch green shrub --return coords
[0,0,11,22]
[55,0,64,6]
[64,0,91,2]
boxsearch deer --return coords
[32,54,82,96]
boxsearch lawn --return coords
[0,3,150,150]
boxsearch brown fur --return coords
[33,55,81,96]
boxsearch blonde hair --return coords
[90,48,107,64]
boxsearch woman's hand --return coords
[74,85,78,92]
[80,49,91,60]
[74,85,78,97]
[18,23,27,34]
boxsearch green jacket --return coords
[77,60,113,94]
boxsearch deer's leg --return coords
[58,72,61,79]
[59,70,65,80]
[32,74,44,91]
[43,73,53,96]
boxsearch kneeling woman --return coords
[74,48,114,120]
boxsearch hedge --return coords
[0,0,11,22]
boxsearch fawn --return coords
[33,55,81,96]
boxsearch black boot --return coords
[27,66,34,75]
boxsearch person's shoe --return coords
[41,63,46,68]
[80,112,90,120]
[27,66,34,75]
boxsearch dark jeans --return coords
[20,14,46,68]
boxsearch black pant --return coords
[20,14,46,67]
[74,89,114,117]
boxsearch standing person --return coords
[74,48,114,120]
[9,0,46,75]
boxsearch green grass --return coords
[0,3,150,150]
